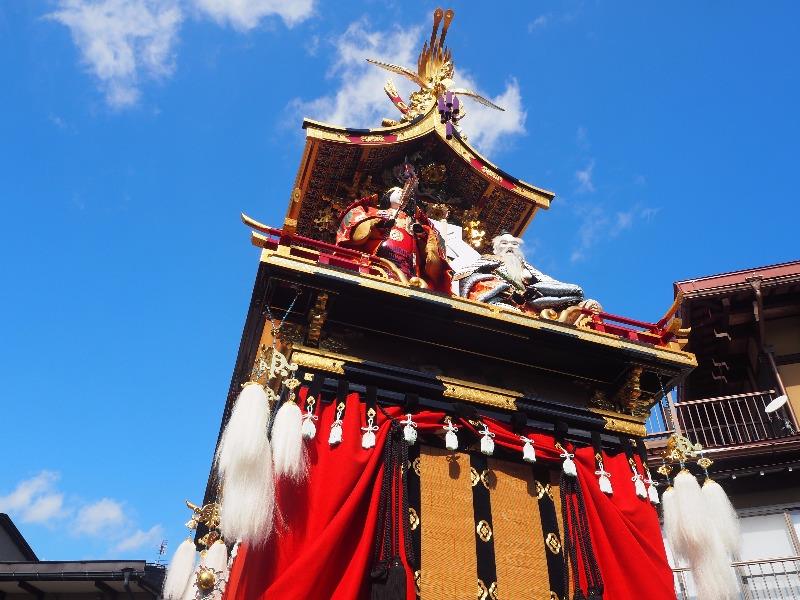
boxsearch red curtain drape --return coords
[223,392,675,600]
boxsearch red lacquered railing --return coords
[244,217,679,348]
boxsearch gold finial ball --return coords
[196,567,217,591]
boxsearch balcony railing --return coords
[241,216,682,347]
[647,390,797,450]
[673,556,800,599]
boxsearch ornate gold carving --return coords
[291,350,346,374]
[535,480,553,501]
[476,520,493,542]
[602,416,646,438]
[470,467,480,487]
[196,567,217,591]
[276,322,305,346]
[612,365,656,417]
[461,205,486,250]
[409,507,420,530]
[440,380,517,411]
[306,292,329,348]
[546,532,562,554]
[664,435,703,463]
[590,389,615,411]
[697,456,714,470]
[477,580,497,600]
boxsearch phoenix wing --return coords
[366,59,427,88]
[450,88,505,111]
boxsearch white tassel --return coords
[647,479,660,505]
[634,476,647,499]
[162,538,197,600]
[361,414,378,449]
[628,459,647,499]
[667,470,709,563]
[595,460,613,495]
[520,436,536,463]
[702,478,740,558]
[401,414,418,444]
[329,403,345,446]
[181,564,200,600]
[692,544,741,600]
[444,419,459,451]
[215,383,272,478]
[219,441,275,544]
[216,382,276,545]
[662,485,677,547]
[271,400,306,481]
[202,539,229,577]
[479,424,495,456]
[329,421,343,445]
[301,411,317,439]
[559,446,577,477]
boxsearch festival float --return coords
[159,9,741,600]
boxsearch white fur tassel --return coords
[559,446,577,477]
[271,400,306,481]
[219,442,275,544]
[595,461,613,495]
[202,539,229,578]
[667,470,709,562]
[479,424,495,456]
[401,414,418,444]
[301,408,317,440]
[692,545,741,600]
[216,382,276,544]
[216,383,271,478]
[181,565,200,600]
[162,538,197,600]
[520,436,536,463]
[702,478,740,558]
[444,420,459,451]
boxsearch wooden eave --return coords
[282,110,554,243]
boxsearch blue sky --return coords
[1,0,798,560]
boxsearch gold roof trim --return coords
[301,110,554,209]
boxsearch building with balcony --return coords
[647,260,800,598]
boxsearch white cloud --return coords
[528,15,549,32]
[73,498,126,535]
[191,0,314,31]
[0,471,66,524]
[570,203,660,262]
[289,19,420,130]
[113,524,164,552]
[290,19,526,155]
[456,74,526,155]
[575,159,595,193]
[576,125,589,149]
[47,0,182,108]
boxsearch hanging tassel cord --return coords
[371,423,412,599]
[561,472,604,600]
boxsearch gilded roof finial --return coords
[367,8,505,129]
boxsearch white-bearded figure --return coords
[455,234,599,322]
